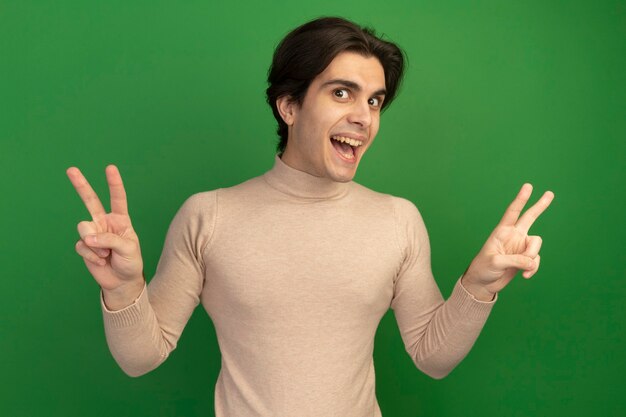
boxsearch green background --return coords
[2,0,625,416]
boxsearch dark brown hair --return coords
[266,16,406,155]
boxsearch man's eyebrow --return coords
[320,79,387,97]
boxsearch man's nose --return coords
[347,100,372,128]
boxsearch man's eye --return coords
[369,97,381,107]
[334,89,350,99]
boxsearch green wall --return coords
[2,0,624,416]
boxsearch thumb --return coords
[84,232,136,258]
[492,254,535,271]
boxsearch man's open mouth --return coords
[330,135,363,160]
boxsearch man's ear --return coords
[276,96,297,126]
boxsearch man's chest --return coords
[200,201,401,323]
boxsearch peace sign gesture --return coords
[461,184,555,301]
[66,165,145,308]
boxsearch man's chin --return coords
[330,166,358,183]
[327,150,362,182]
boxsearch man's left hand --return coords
[461,183,555,301]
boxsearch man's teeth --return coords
[331,135,363,147]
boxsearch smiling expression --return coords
[277,51,387,183]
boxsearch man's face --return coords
[279,51,386,182]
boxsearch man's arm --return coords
[67,165,215,377]
[390,197,496,379]
[390,184,553,379]
[98,192,216,377]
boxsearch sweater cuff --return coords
[100,281,148,328]
[448,276,497,321]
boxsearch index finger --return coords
[66,167,107,220]
[515,190,554,234]
[498,183,533,227]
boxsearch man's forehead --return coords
[315,52,386,91]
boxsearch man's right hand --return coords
[66,164,145,310]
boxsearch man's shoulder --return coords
[181,174,268,212]
[172,189,219,218]
[189,172,266,198]
[350,181,418,213]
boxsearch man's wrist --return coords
[102,278,145,311]
[461,273,496,302]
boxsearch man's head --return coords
[266,16,405,182]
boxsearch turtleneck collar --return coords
[262,154,351,200]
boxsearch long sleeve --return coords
[99,191,217,377]
[390,197,497,379]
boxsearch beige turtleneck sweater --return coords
[100,155,497,417]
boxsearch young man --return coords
[67,17,554,417]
